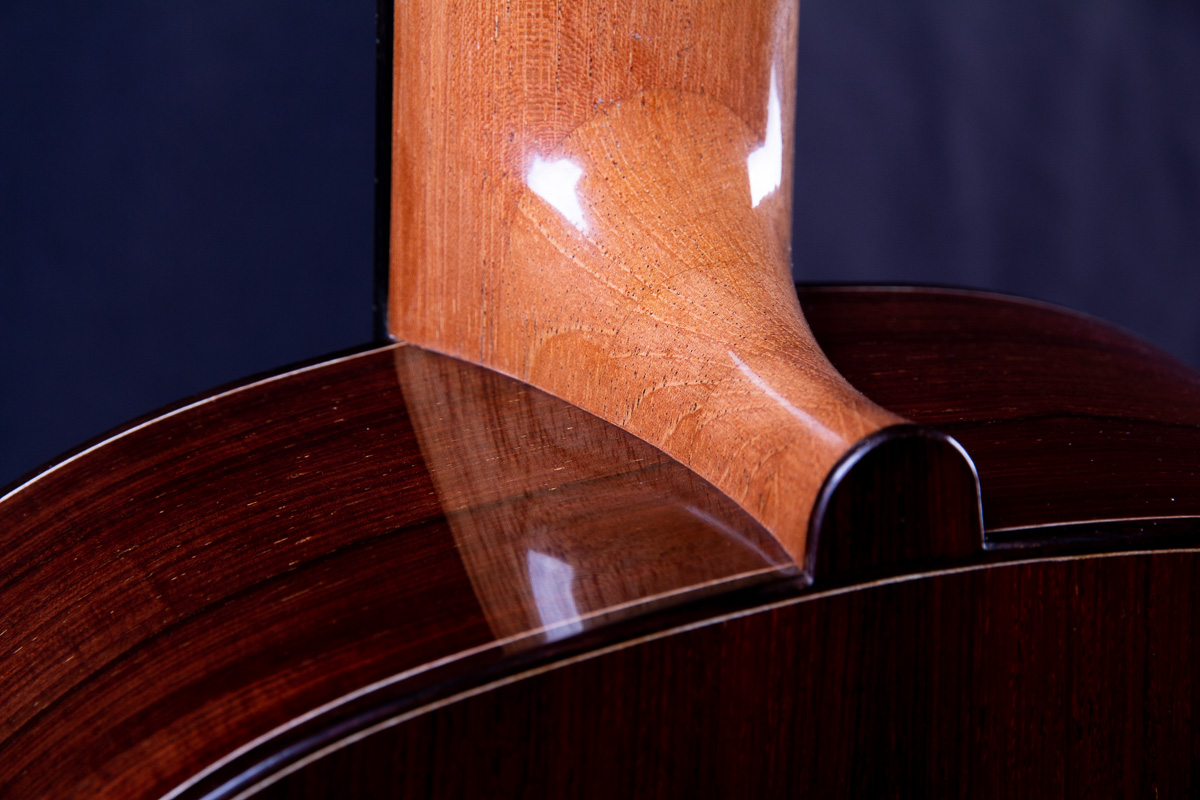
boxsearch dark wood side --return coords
[2,287,1197,797]
[0,345,784,800]
[258,550,1200,799]
[0,348,477,799]
[799,285,1200,539]
[233,286,1200,797]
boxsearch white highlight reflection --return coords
[527,156,587,231]
[729,350,842,447]
[527,550,584,641]
[746,68,783,208]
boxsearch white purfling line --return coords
[10,334,791,800]
[19,335,1190,794]
[988,514,1200,533]
[0,344,405,506]
[161,564,792,800]
[216,546,1200,800]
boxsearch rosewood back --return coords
[0,288,1196,798]
[0,346,793,799]
[1,0,1198,795]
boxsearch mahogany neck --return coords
[384,0,901,559]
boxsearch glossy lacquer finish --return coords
[261,551,1200,799]
[0,345,791,799]
[394,347,793,643]
[241,290,1200,798]
[800,286,1200,541]
[389,0,900,558]
[1,288,1196,798]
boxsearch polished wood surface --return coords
[260,550,1200,798]
[807,425,983,582]
[395,346,793,644]
[1,287,1196,797]
[0,345,789,799]
[799,286,1200,538]
[389,0,900,557]
[3,1,1194,794]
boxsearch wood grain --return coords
[389,0,901,557]
[0,345,786,799]
[808,425,983,582]
[395,345,794,646]
[259,550,1200,799]
[798,286,1200,538]
[2,288,1197,797]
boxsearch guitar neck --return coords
[382,0,901,558]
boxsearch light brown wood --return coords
[389,0,901,557]
[395,345,795,647]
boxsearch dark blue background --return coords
[3,1,1199,489]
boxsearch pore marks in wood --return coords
[0,344,797,799]
[498,90,900,558]
[391,0,900,559]
[258,551,1200,798]
[395,344,797,646]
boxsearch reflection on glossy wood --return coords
[799,286,1200,537]
[260,551,1200,798]
[389,0,900,557]
[3,288,1197,798]
[395,346,794,645]
[0,345,796,799]
[240,289,1200,797]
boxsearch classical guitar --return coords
[2,1,1199,797]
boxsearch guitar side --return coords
[2,0,1199,795]
[1,286,1196,798]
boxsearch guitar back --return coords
[1,286,1197,797]
[1,0,1198,796]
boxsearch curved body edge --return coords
[1,286,1197,797]
[254,548,1200,799]
[0,342,800,800]
[799,284,1200,541]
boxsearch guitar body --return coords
[261,552,1200,799]
[2,286,1197,798]
[4,1,1197,795]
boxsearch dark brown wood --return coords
[233,288,1200,797]
[0,348,473,799]
[799,285,1200,539]
[2,287,1198,798]
[807,424,983,582]
[0,345,784,799]
[257,550,1200,799]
